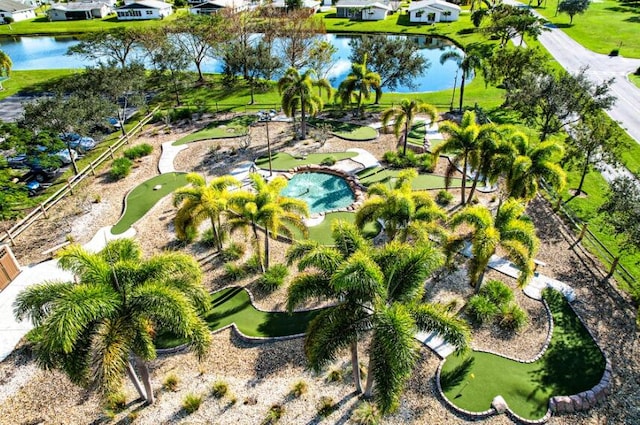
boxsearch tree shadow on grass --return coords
[440,356,475,392]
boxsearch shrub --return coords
[317,396,336,417]
[498,303,529,332]
[351,401,380,425]
[290,380,308,398]
[211,381,229,398]
[163,373,179,392]
[320,156,337,166]
[479,280,514,307]
[245,254,263,274]
[221,242,245,262]
[171,107,194,122]
[258,264,289,292]
[182,393,203,414]
[109,157,133,180]
[224,262,247,281]
[383,149,432,171]
[435,190,453,206]
[123,143,153,160]
[327,368,343,383]
[635,66,640,76]
[609,49,619,57]
[466,295,499,324]
[200,228,216,248]
[106,391,127,412]
[262,404,285,424]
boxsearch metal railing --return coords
[1,106,159,246]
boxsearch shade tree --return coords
[67,28,144,68]
[337,54,382,117]
[0,49,11,90]
[557,0,590,24]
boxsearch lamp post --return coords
[257,110,276,177]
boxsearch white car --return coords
[54,149,78,165]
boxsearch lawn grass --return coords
[531,0,640,58]
[0,69,80,100]
[308,118,378,141]
[111,172,189,235]
[441,289,605,420]
[286,211,381,245]
[173,115,256,146]
[155,286,320,348]
[631,74,640,89]
[255,151,358,171]
[358,167,470,190]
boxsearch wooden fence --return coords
[0,107,159,246]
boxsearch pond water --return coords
[281,172,355,214]
[0,33,467,92]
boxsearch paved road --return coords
[507,1,640,144]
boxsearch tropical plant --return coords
[174,173,242,252]
[337,54,382,117]
[0,49,11,91]
[445,200,539,292]
[228,173,308,271]
[356,169,446,243]
[439,50,482,112]
[432,110,497,205]
[278,67,331,139]
[286,221,469,414]
[13,239,211,405]
[381,99,437,156]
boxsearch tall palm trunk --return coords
[357,89,363,117]
[363,355,375,398]
[458,74,467,112]
[125,360,147,401]
[217,216,224,252]
[474,269,487,294]
[402,120,409,156]
[135,356,155,404]
[300,97,307,139]
[252,222,265,273]
[467,171,482,204]
[350,340,363,393]
[210,217,222,253]
[461,153,469,205]
[264,228,271,271]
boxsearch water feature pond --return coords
[0,33,466,92]
[281,172,355,214]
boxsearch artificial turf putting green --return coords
[155,286,320,348]
[407,122,426,146]
[286,211,381,245]
[308,118,378,141]
[173,115,256,146]
[111,172,189,235]
[255,151,358,171]
[358,167,469,190]
[440,290,605,420]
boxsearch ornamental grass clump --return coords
[211,381,229,399]
[258,264,289,292]
[467,280,528,332]
[182,393,203,414]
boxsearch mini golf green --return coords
[440,290,605,420]
[308,118,378,141]
[255,152,358,171]
[155,286,320,348]
[173,116,256,146]
[407,122,426,147]
[358,168,469,190]
[111,172,189,235]
[285,211,380,245]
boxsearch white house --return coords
[335,0,391,21]
[407,0,460,23]
[48,1,112,21]
[116,0,172,20]
[267,0,321,13]
[188,0,247,14]
[0,0,36,22]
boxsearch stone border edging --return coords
[156,285,328,356]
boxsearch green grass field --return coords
[630,74,640,90]
[0,69,80,100]
[308,118,378,141]
[441,290,605,419]
[155,286,320,348]
[358,167,469,190]
[111,172,189,235]
[532,0,640,58]
[255,151,358,171]
[173,115,256,146]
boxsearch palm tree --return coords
[0,50,11,91]
[439,50,482,112]
[498,130,566,201]
[432,111,496,205]
[337,53,381,117]
[278,67,331,139]
[173,173,242,252]
[13,239,211,405]
[381,99,438,156]
[287,221,469,414]
[228,173,308,271]
[446,199,539,292]
[356,169,446,243]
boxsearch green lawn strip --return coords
[441,290,605,420]
[531,0,640,58]
[307,118,378,141]
[359,168,469,190]
[284,211,381,245]
[407,122,426,146]
[630,74,640,90]
[173,115,256,146]
[0,69,80,100]
[255,151,357,171]
[155,286,321,348]
[111,172,189,235]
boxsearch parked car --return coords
[69,137,98,153]
[20,159,59,183]
[54,149,78,165]
[25,180,42,197]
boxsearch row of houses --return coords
[0,0,460,23]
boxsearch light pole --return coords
[257,110,276,177]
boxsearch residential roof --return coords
[407,0,461,12]
[191,0,238,8]
[49,1,108,11]
[269,0,320,8]
[335,0,391,9]
[117,0,171,9]
[0,0,35,12]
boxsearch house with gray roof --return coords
[116,0,172,20]
[335,0,392,21]
[407,0,461,23]
[47,1,112,21]
[0,0,36,23]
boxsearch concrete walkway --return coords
[415,330,457,358]
[346,148,380,170]
[158,141,188,174]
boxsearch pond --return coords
[0,33,467,92]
